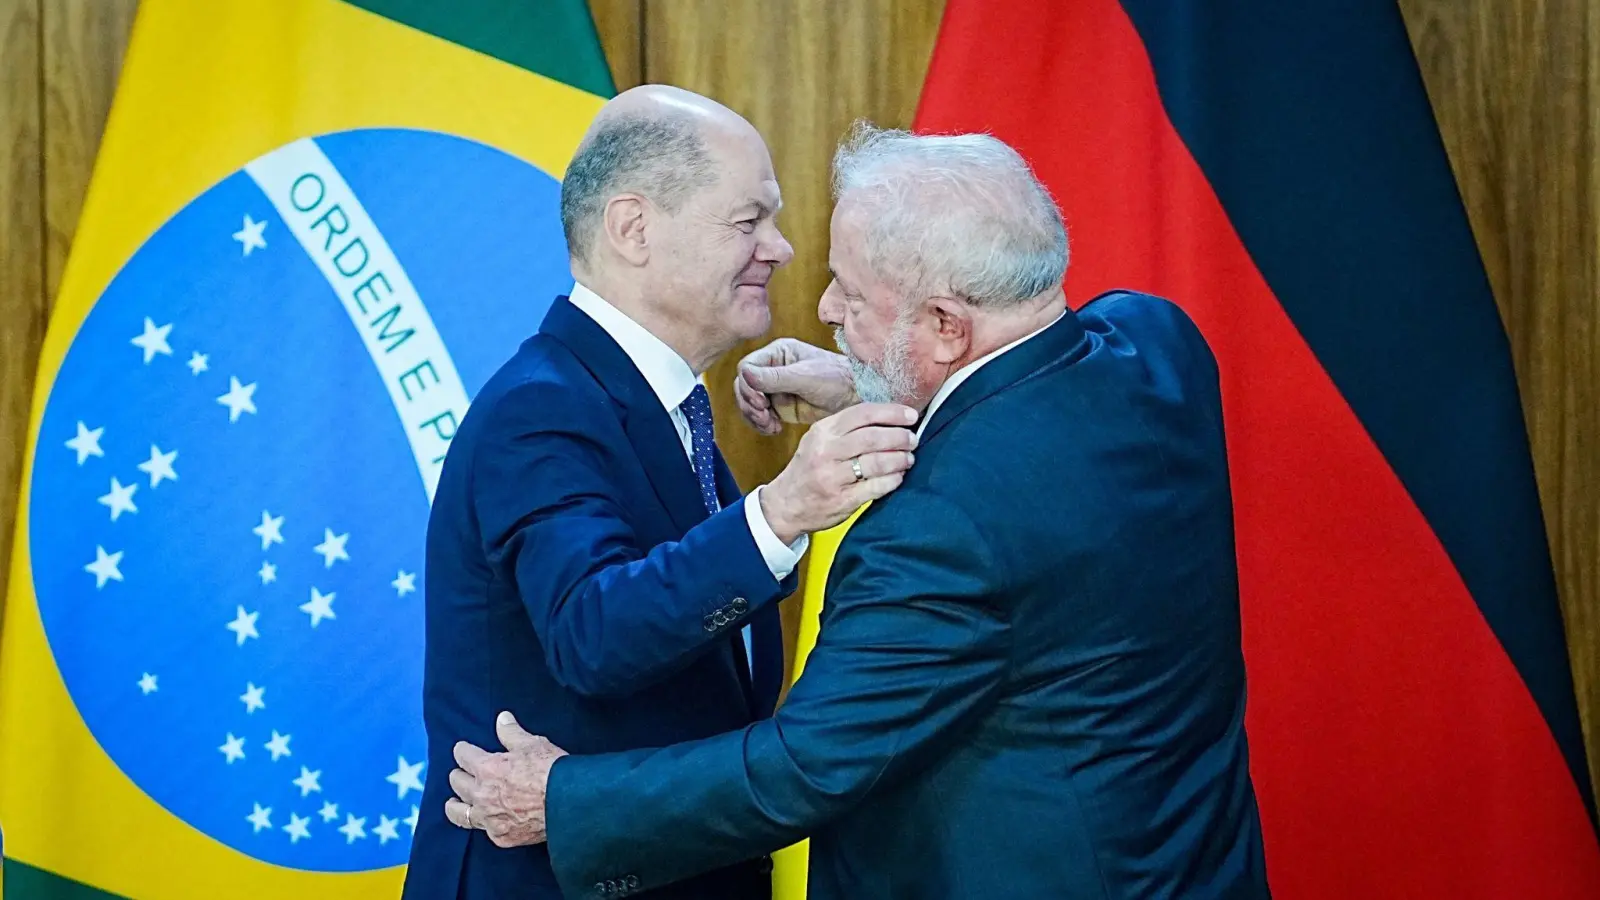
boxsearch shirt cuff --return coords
[745,485,809,580]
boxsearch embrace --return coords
[400,85,1270,900]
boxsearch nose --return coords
[817,283,845,327]
[760,224,795,268]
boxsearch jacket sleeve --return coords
[471,382,796,699]
[545,489,1010,898]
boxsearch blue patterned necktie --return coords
[680,384,720,515]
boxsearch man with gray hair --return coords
[404,93,918,900]
[442,122,1271,899]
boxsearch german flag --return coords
[0,1,609,896]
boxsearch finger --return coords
[495,710,541,752]
[833,424,918,460]
[828,402,919,434]
[449,767,480,805]
[735,368,772,410]
[738,339,789,369]
[445,798,473,829]
[453,740,492,773]
[734,375,780,434]
[852,450,915,481]
[740,363,810,396]
[847,472,906,506]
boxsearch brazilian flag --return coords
[0,0,611,896]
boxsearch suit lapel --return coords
[540,296,709,535]
[919,309,1093,444]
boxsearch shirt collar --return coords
[568,281,700,413]
[915,310,1067,439]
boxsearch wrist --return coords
[761,481,804,546]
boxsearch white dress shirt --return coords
[568,282,809,667]
[915,310,1068,440]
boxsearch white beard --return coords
[835,322,917,405]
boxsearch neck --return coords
[907,290,1066,413]
[952,289,1067,372]
[574,266,724,375]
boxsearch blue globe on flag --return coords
[28,127,571,872]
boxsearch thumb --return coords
[741,363,802,395]
[495,710,539,752]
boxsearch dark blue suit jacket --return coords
[401,296,793,900]
[544,291,1271,899]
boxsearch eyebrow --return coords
[735,196,782,217]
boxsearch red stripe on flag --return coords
[914,1,1600,896]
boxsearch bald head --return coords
[555,85,793,374]
[560,85,755,265]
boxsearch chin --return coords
[731,294,773,341]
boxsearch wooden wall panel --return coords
[642,0,947,662]
[1400,0,1600,792]
[0,0,43,636]
[588,0,643,92]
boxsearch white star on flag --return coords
[234,214,268,256]
[392,569,417,596]
[131,317,173,364]
[188,351,209,375]
[66,421,104,465]
[293,767,323,797]
[219,733,247,764]
[387,756,425,799]
[265,730,293,761]
[313,528,350,568]
[339,814,368,843]
[374,815,401,844]
[300,587,336,627]
[86,545,124,588]
[258,560,277,585]
[247,803,273,833]
[319,802,340,823]
[253,510,285,550]
[226,605,260,646]
[137,444,178,488]
[405,805,420,833]
[283,813,312,843]
[240,682,266,714]
[217,376,258,422]
[98,476,139,521]
[138,673,158,694]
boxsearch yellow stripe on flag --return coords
[770,505,866,900]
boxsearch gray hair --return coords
[831,121,1068,308]
[561,113,716,262]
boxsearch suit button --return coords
[593,883,607,896]
[758,856,773,874]
[625,875,640,888]
[702,615,716,632]
[713,611,728,627]
[731,597,748,614]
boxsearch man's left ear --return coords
[928,296,973,365]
